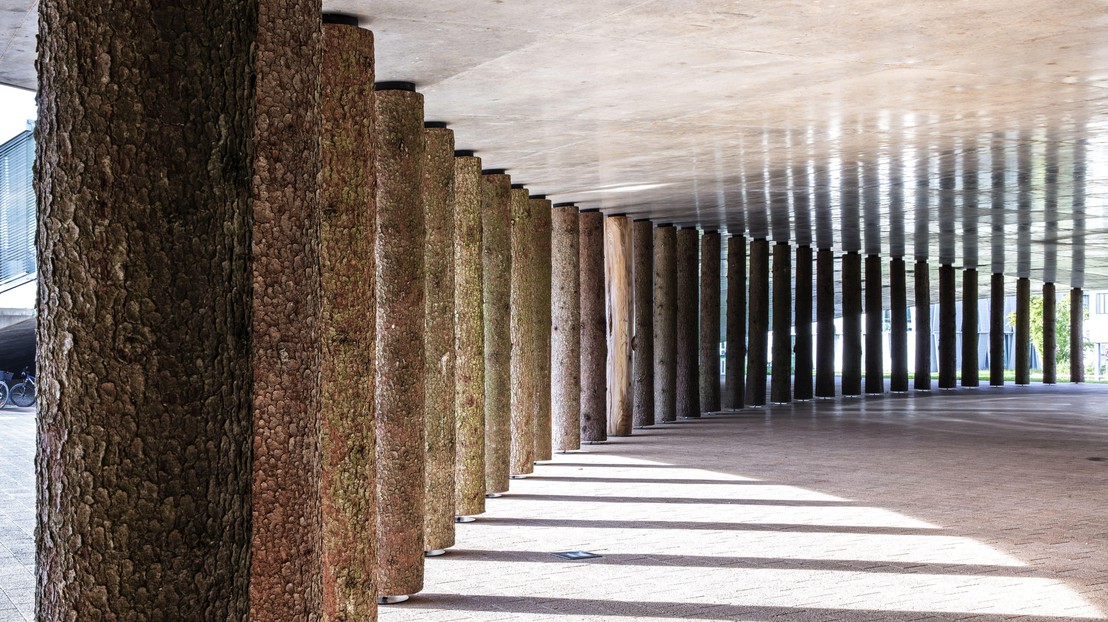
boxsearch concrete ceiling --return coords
[4,0,1108,288]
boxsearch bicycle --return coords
[0,371,10,408]
[9,367,35,408]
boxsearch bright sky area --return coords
[0,84,36,144]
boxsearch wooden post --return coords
[745,239,770,406]
[938,264,956,389]
[676,228,701,417]
[815,249,836,398]
[653,226,678,422]
[889,258,908,392]
[632,220,655,427]
[864,255,884,394]
[700,231,722,412]
[1015,277,1030,385]
[794,246,813,400]
[989,274,1005,386]
[532,196,553,461]
[915,261,932,390]
[509,186,537,475]
[724,235,747,409]
[1071,288,1085,382]
[605,215,633,436]
[771,241,792,403]
[841,253,862,396]
[373,83,426,599]
[1042,283,1056,384]
[551,204,581,450]
[580,210,607,442]
[480,170,512,492]
[961,269,979,387]
[452,153,486,517]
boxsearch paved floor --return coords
[2,386,1107,621]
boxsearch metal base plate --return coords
[378,595,409,605]
[485,492,503,498]
[425,549,447,557]
[455,515,476,523]
[510,474,527,480]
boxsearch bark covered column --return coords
[373,83,426,600]
[771,242,792,403]
[551,204,581,450]
[532,197,553,460]
[989,274,1005,386]
[700,231,722,412]
[1042,283,1056,384]
[653,226,678,422]
[36,1,323,618]
[580,210,607,442]
[1015,277,1031,385]
[815,249,836,398]
[632,220,655,427]
[841,253,863,396]
[938,265,957,389]
[422,124,456,552]
[915,261,932,390]
[605,215,633,436]
[961,270,979,387]
[319,17,376,617]
[481,170,512,491]
[889,258,909,392]
[676,228,701,417]
[1071,288,1085,382]
[864,256,883,394]
[509,186,537,474]
[794,246,813,400]
[724,235,746,409]
[453,153,485,517]
[745,239,770,406]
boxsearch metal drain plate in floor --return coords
[552,551,601,560]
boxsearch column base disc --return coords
[425,549,447,557]
[485,492,503,498]
[455,515,477,523]
[378,596,410,605]
[510,474,527,480]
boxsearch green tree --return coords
[1009,295,1091,367]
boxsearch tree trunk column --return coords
[580,210,607,442]
[746,239,770,406]
[1042,282,1056,384]
[480,170,512,491]
[915,261,932,390]
[865,255,884,394]
[815,249,836,398]
[676,228,701,417]
[653,226,678,422]
[1015,277,1031,385]
[373,84,426,599]
[724,235,746,409]
[551,204,581,451]
[841,253,862,396]
[771,242,792,403]
[605,215,633,436]
[961,270,979,387]
[532,197,554,461]
[794,246,813,400]
[1071,288,1085,382]
[509,186,537,474]
[938,264,957,389]
[700,231,722,412]
[889,258,909,392]
[319,18,375,617]
[989,274,1005,386]
[632,220,655,427]
[453,153,486,516]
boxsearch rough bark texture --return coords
[1015,277,1031,385]
[794,246,813,400]
[1071,288,1084,382]
[938,265,956,389]
[915,262,932,390]
[676,228,701,417]
[532,198,554,460]
[961,270,980,387]
[552,205,582,450]
[320,22,376,621]
[481,173,512,490]
[453,155,486,516]
[699,232,722,412]
[815,249,836,398]
[632,220,655,428]
[865,255,884,394]
[841,253,863,396]
[770,242,792,403]
[725,235,746,409]
[579,211,608,441]
[1041,283,1056,384]
[422,127,456,550]
[653,226,678,422]
[374,88,426,597]
[990,274,1005,386]
[890,258,909,392]
[746,239,770,406]
[605,215,633,435]
[35,1,273,618]
[509,188,537,473]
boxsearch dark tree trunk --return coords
[632,220,655,428]
[841,253,862,396]
[1071,288,1084,382]
[699,232,722,412]
[938,264,956,389]
[579,210,608,442]
[552,205,582,450]
[1015,277,1031,385]
[724,235,746,408]
[1042,282,1056,384]
[889,258,909,392]
[746,239,769,406]
[815,249,836,397]
[915,261,932,390]
[532,197,554,460]
[770,242,792,403]
[794,246,813,400]
[653,226,678,422]
[865,255,883,394]
[676,228,701,417]
[509,187,537,473]
[990,274,1005,386]
[961,270,980,387]
[481,172,512,490]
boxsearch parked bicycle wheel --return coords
[9,381,34,407]
[0,382,8,408]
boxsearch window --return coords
[1096,293,1108,315]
